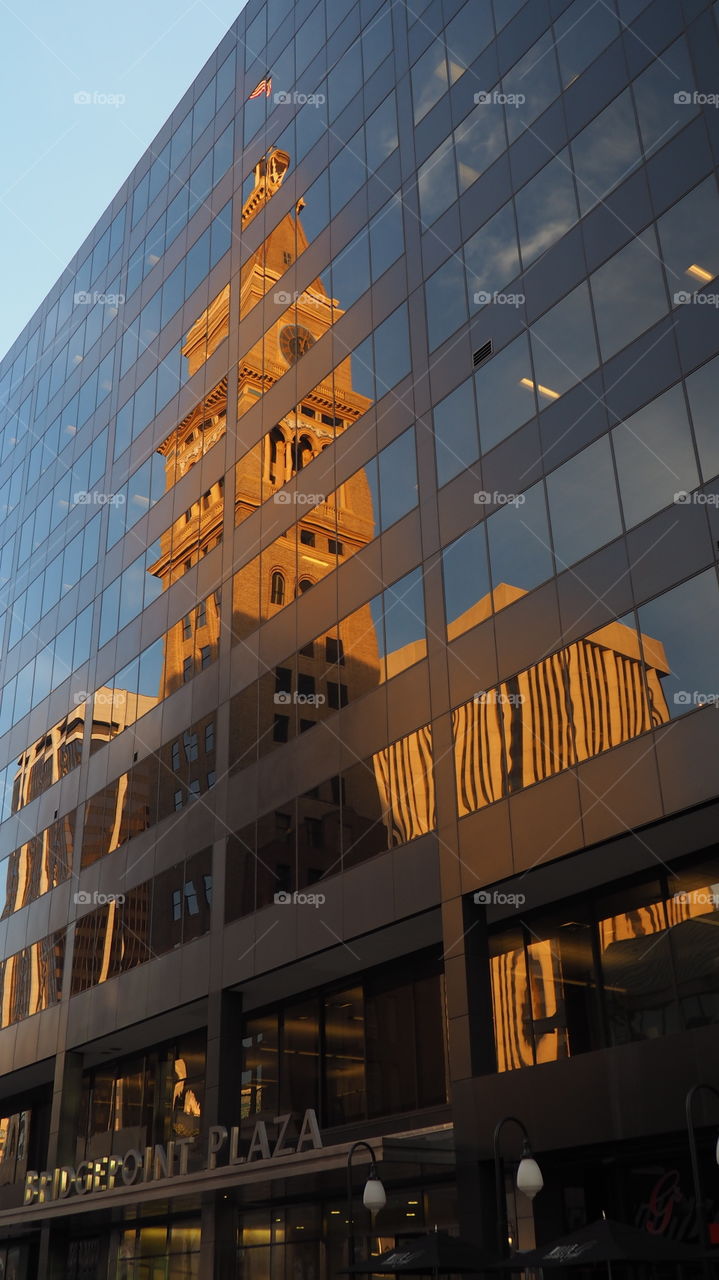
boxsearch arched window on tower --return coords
[298,434,314,469]
[270,571,285,605]
[269,427,286,484]
[297,577,314,595]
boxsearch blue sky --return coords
[0,0,247,360]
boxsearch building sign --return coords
[23,1109,322,1206]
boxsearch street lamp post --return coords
[346,1140,386,1270]
[686,1083,719,1269]
[493,1115,544,1259]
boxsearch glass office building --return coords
[0,0,719,1273]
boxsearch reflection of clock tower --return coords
[233,149,375,621]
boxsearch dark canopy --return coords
[503,1217,704,1267]
[344,1231,491,1274]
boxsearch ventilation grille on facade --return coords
[473,340,493,368]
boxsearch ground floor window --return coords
[115,1222,201,1279]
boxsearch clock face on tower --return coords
[279,324,315,364]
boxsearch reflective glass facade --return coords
[0,0,719,1273]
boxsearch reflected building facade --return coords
[0,0,718,1275]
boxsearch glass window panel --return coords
[591,233,668,360]
[296,2,324,74]
[516,151,578,267]
[329,44,363,121]
[324,987,365,1124]
[411,42,448,123]
[547,437,622,566]
[638,571,719,716]
[553,0,620,89]
[657,178,719,303]
[185,229,211,298]
[362,2,392,77]
[330,128,366,215]
[443,523,492,639]
[503,30,560,143]
[490,928,534,1069]
[296,89,328,162]
[382,568,426,677]
[465,200,520,312]
[434,377,479,486]
[426,256,467,351]
[633,37,697,157]
[685,355,719,482]
[331,230,371,312]
[454,99,506,192]
[418,135,458,226]
[369,195,403,279]
[373,303,410,394]
[488,480,553,595]
[281,1000,320,1113]
[571,89,642,216]
[529,282,598,398]
[597,883,679,1045]
[475,333,535,452]
[613,383,700,528]
[669,857,719,1031]
[366,977,417,1114]
[241,1014,279,1118]
[365,91,399,171]
[378,428,417,528]
[446,0,495,82]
